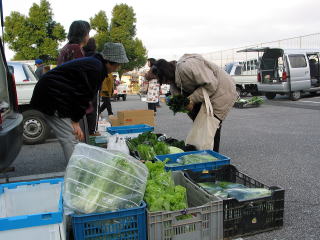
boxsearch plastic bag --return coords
[63,143,148,214]
[107,134,130,155]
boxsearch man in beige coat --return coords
[152,54,238,152]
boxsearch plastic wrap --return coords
[63,143,148,214]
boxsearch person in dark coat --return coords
[31,43,129,162]
[83,38,99,135]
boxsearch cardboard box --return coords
[117,110,155,126]
[109,115,120,126]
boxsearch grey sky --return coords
[3,0,320,61]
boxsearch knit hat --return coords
[101,42,129,64]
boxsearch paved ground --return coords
[7,93,320,240]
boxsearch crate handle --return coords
[41,213,53,220]
[171,209,202,225]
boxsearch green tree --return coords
[4,0,66,62]
[90,11,110,52]
[107,4,147,74]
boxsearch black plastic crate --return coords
[184,165,285,239]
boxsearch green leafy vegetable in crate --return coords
[166,94,190,115]
[137,144,156,161]
[144,160,188,212]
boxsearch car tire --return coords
[122,95,127,101]
[22,110,49,145]
[290,91,301,101]
[265,92,276,100]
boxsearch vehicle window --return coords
[8,65,14,74]
[224,64,233,74]
[0,50,10,113]
[8,64,25,83]
[23,64,38,82]
[235,66,242,75]
[289,54,307,68]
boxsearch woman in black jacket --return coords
[31,43,129,162]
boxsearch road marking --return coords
[299,100,320,104]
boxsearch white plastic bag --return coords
[107,134,130,155]
[63,143,148,214]
[186,88,220,150]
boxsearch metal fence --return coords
[201,33,320,68]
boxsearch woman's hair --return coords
[83,38,96,56]
[147,58,156,67]
[67,20,91,44]
[152,59,176,84]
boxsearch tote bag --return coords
[185,88,220,150]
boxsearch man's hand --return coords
[71,121,84,141]
[185,100,194,111]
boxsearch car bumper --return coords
[257,82,289,93]
[0,113,23,170]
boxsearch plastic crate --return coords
[147,171,223,240]
[107,124,154,135]
[72,202,147,240]
[0,178,65,240]
[184,165,285,239]
[155,150,230,172]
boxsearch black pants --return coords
[148,103,157,112]
[86,94,98,135]
[99,97,113,115]
[188,102,222,152]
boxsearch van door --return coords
[287,54,311,91]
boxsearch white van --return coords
[249,47,320,100]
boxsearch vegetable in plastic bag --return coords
[63,143,148,214]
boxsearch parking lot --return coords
[6,94,320,239]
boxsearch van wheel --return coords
[265,93,276,100]
[290,91,301,101]
[22,110,49,145]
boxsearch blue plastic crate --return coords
[72,201,147,240]
[0,178,64,231]
[155,150,230,172]
[107,124,154,135]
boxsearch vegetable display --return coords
[236,96,264,105]
[198,181,271,201]
[166,95,190,115]
[127,132,182,160]
[165,153,218,166]
[144,161,188,212]
[63,143,148,214]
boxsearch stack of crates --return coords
[0,178,65,240]
[154,150,285,239]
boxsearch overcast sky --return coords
[2,0,320,61]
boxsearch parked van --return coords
[250,47,320,100]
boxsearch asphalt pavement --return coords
[7,94,320,240]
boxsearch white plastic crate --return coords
[0,178,66,240]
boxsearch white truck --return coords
[8,62,50,145]
[224,59,261,97]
